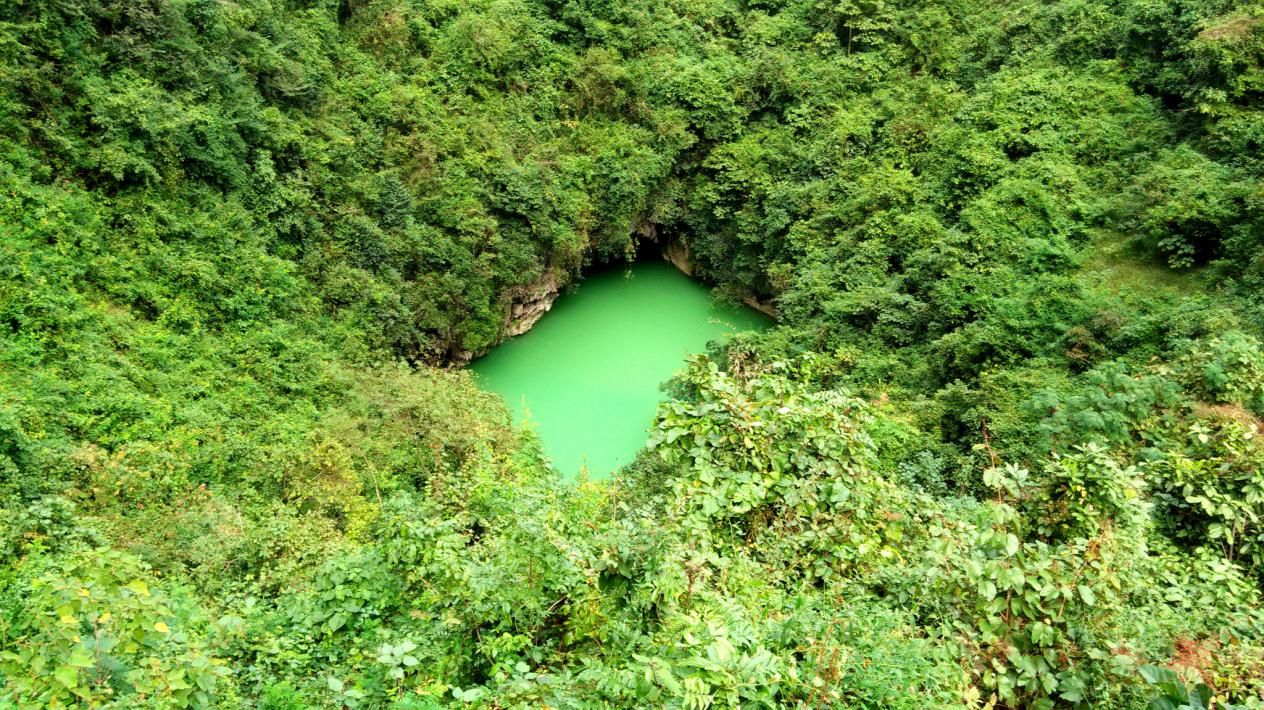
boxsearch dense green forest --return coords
[2,0,1264,706]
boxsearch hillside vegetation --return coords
[2,0,1264,706]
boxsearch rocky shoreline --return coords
[453,231,774,364]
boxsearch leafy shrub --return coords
[650,357,914,581]
[0,548,228,707]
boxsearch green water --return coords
[471,260,771,479]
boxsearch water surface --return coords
[472,261,770,479]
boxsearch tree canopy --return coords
[2,0,1264,706]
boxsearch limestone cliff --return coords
[662,240,694,277]
[451,269,561,364]
[453,230,776,364]
[504,271,560,337]
[658,236,777,319]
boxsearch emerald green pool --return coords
[471,260,771,479]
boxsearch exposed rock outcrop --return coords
[742,293,777,318]
[503,271,560,337]
[450,269,561,365]
[639,220,695,278]
[662,240,694,277]
[657,234,777,319]
[452,226,776,365]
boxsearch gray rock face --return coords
[662,240,693,277]
[503,271,560,337]
[453,229,776,366]
[660,238,776,319]
[742,293,777,318]
[451,270,560,365]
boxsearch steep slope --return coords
[2,0,1263,706]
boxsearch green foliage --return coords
[0,548,228,707]
[927,457,1146,707]
[651,357,912,581]
[1138,663,1257,710]
[1031,444,1147,541]
[1177,332,1264,413]
[1149,413,1264,579]
[2,0,1264,705]
[1130,146,1250,268]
